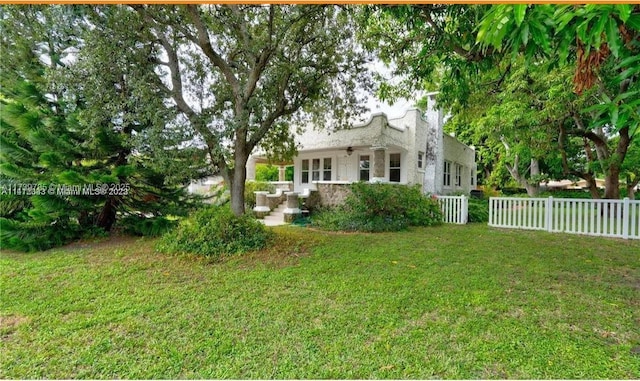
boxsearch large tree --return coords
[0,6,199,251]
[477,4,640,199]
[446,59,572,196]
[97,4,371,215]
[361,5,639,199]
[359,5,494,106]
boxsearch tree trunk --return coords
[229,150,248,216]
[603,170,621,199]
[524,158,541,197]
[601,127,630,199]
[96,197,118,231]
[504,153,540,197]
[583,173,601,199]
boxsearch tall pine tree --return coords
[0,5,204,251]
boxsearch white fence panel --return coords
[489,196,640,240]
[436,195,468,224]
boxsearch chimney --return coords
[423,93,444,195]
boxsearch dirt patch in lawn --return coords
[62,233,146,252]
[0,314,31,341]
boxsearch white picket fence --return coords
[436,195,468,224]
[489,197,640,240]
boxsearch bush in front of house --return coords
[467,197,489,223]
[312,183,442,232]
[156,205,273,259]
[119,215,178,237]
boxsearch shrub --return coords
[467,198,489,223]
[119,215,178,237]
[156,205,273,259]
[312,183,442,232]
[539,189,595,199]
[255,164,279,182]
[244,181,276,209]
[0,217,83,252]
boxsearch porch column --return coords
[246,156,257,181]
[253,191,270,218]
[371,146,386,183]
[278,165,286,182]
[283,192,301,223]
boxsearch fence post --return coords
[622,197,630,239]
[462,195,468,224]
[488,197,493,226]
[545,196,553,232]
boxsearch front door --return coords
[337,155,352,181]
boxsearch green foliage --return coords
[118,215,178,237]
[256,165,293,182]
[156,206,273,259]
[0,6,201,251]
[364,5,637,199]
[244,181,276,209]
[358,5,494,106]
[0,216,84,252]
[107,5,372,215]
[313,183,442,232]
[467,198,489,223]
[285,166,294,181]
[539,189,597,199]
[477,4,640,139]
[255,164,279,182]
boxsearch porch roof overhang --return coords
[295,143,408,156]
[249,155,294,166]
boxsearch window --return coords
[323,158,332,181]
[302,157,332,183]
[359,155,370,181]
[455,164,462,187]
[312,159,320,181]
[301,159,309,184]
[443,160,451,187]
[471,168,475,186]
[389,153,401,183]
[418,152,424,169]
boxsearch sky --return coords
[365,96,417,119]
[363,61,425,119]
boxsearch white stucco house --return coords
[247,93,476,198]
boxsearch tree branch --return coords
[185,4,241,100]
[133,5,228,176]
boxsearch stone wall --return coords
[316,183,352,207]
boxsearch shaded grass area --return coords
[1,225,639,378]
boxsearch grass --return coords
[1,224,639,379]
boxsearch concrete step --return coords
[258,200,288,226]
[261,218,286,227]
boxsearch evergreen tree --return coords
[0,6,203,251]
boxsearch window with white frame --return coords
[389,153,401,182]
[312,159,321,181]
[301,159,309,184]
[323,158,332,181]
[418,152,424,169]
[359,155,370,181]
[455,164,462,187]
[302,157,331,184]
[443,160,451,187]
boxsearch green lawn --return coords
[1,224,639,379]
